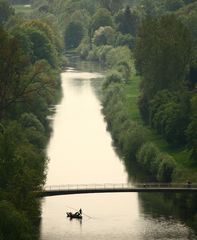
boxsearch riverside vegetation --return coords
[0,0,197,239]
[0,0,65,239]
[64,0,197,183]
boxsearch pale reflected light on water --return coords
[46,71,127,186]
[40,68,196,240]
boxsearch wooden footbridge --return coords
[38,183,197,197]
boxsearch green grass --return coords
[124,75,142,122]
[122,74,197,181]
[13,4,33,14]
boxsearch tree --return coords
[136,15,193,93]
[64,21,84,49]
[137,142,160,175]
[0,0,14,24]
[115,33,135,49]
[165,0,185,12]
[0,28,26,116]
[183,0,196,3]
[186,95,197,161]
[93,26,115,46]
[99,0,123,14]
[11,20,60,67]
[149,90,190,145]
[20,113,44,132]
[0,28,56,116]
[23,20,58,50]
[140,0,161,17]
[157,154,176,182]
[91,8,113,35]
[188,60,197,90]
[135,15,194,120]
[115,6,139,36]
[25,27,57,66]
[104,70,123,87]
[70,9,90,29]
[122,125,146,160]
[0,200,33,240]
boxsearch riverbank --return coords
[101,66,197,234]
[81,43,197,183]
[102,72,197,183]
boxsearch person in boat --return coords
[79,208,82,215]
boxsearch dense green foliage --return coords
[0,0,15,24]
[135,15,194,122]
[115,6,139,37]
[134,11,197,163]
[64,21,84,49]
[186,95,197,160]
[0,1,63,239]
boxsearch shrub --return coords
[105,46,132,68]
[97,45,113,65]
[64,21,84,49]
[87,46,100,61]
[93,26,115,46]
[186,95,197,161]
[137,142,160,174]
[77,39,90,60]
[157,154,176,182]
[20,113,44,133]
[149,90,190,145]
[115,33,135,49]
[104,70,123,88]
[122,124,146,161]
[116,60,132,81]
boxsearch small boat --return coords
[66,212,82,219]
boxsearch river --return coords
[40,58,196,240]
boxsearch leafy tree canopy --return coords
[0,0,14,24]
[99,0,123,14]
[135,15,194,98]
[93,26,115,46]
[165,0,185,12]
[91,8,113,35]
[115,6,139,36]
[64,21,84,49]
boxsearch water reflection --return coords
[41,193,195,240]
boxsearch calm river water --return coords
[40,59,196,240]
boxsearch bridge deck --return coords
[38,183,197,197]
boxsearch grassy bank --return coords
[120,75,197,182]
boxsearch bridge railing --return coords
[43,183,197,191]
